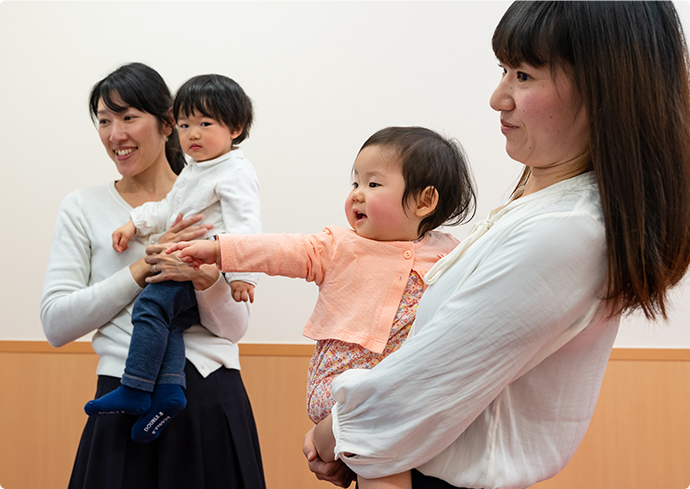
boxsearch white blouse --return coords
[331,172,620,489]
[40,182,250,378]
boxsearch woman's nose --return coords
[110,120,127,142]
[489,78,514,112]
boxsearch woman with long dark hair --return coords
[305,3,690,488]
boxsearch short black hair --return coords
[173,74,254,144]
[360,126,476,236]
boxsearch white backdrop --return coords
[1,0,689,347]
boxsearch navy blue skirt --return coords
[411,469,471,488]
[69,362,265,489]
[355,470,471,488]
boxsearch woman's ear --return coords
[415,186,439,218]
[163,108,175,137]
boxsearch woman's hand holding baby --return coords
[159,214,214,244]
[166,240,221,271]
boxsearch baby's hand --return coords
[166,240,220,270]
[230,281,255,303]
[112,220,137,253]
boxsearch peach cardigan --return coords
[218,226,459,353]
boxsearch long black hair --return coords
[493,2,690,319]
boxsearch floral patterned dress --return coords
[306,271,425,423]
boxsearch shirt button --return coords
[403,250,413,259]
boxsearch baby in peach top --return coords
[168,126,475,489]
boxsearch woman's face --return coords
[490,63,589,178]
[96,94,172,178]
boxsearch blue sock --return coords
[131,384,187,443]
[84,385,152,416]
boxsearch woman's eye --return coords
[98,119,109,126]
[517,71,530,82]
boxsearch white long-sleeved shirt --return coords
[40,182,250,378]
[331,172,620,489]
[131,148,261,285]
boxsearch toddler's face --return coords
[177,110,242,162]
[345,146,422,241]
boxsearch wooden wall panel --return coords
[0,350,99,489]
[239,353,336,489]
[1,343,689,489]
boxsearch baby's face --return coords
[177,110,242,162]
[345,146,422,242]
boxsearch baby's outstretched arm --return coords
[112,220,137,253]
[230,281,255,303]
[166,240,221,270]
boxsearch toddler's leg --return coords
[131,326,191,443]
[131,382,187,443]
[358,471,412,489]
[85,281,198,417]
[84,384,151,416]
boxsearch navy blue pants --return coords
[122,281,200,392]
[411,470,471,488]
[355,470,470,488]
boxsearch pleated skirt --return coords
[69,362,266,489]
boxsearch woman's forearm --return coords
[40,195,144,347]
[195,272,250,343]
[41,265,142,347]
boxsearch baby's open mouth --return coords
[355,211,367,220]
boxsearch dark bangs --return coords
[173,89,218,123]
[491,1,574,69]
[89,62,171,123]
[172,74,253,144]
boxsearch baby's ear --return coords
[415,186,439,218]
[229,125,243,140]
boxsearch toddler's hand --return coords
[113,220,137,253]
[230,281,255,303]
[166,240,220,270]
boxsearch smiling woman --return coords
[40,62,265,489]
[96,99,173,188]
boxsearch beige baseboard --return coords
[1,341,689,489]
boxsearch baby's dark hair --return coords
[360,126,476,236]
[173,74,253,144]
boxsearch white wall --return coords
[1,0,689,347]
